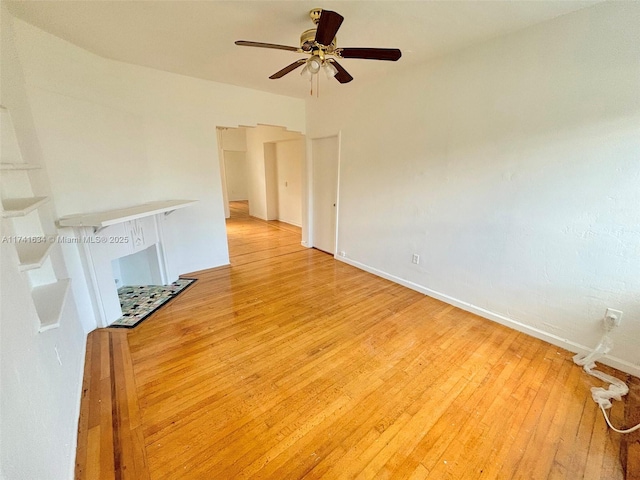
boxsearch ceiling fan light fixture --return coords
[307,55,322,74]
[300,63,312,78]
[323,61,338,78]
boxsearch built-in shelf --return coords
[0,162,41,171]
[32,279,71,333]
[15,242,54,271]
[58,199,198,229]
[1,197,50,218]
[1,104,69,334]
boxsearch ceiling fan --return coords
[235,8,402,86]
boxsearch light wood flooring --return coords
[76,200,635,479]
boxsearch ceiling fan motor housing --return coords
[300,29,336,53]
[309,8,323,25]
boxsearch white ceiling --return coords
[6,1,599,99]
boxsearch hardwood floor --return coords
[622,376,640,480]
[76,200,634,479]
[75,330,149,479]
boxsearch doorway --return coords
[264,139,305,227]
[218,125,306,250]
[311,135,340,254]
[224,150,249,206]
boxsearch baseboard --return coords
[336,255,640,378]
[280,219,302,228]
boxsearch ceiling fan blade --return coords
[339,48,402,61]
[329,60,353,84]
[269,60,307,79]
[315,10,344,46]
[235,40,299,52]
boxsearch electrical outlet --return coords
[412,254,420,265]
[339,251,346,258]
[604,308,623,328]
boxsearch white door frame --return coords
[216,127,231,219]
[307,133,341,256]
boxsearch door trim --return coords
[308,133,341,256]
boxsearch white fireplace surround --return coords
[58,200,197,327]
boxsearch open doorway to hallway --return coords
[229,200,250,218]
[228,200,301,235]
[217,125,305,245]
[224,150,250,210]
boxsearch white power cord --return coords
[573,323,640,434]
[600,405,640,434]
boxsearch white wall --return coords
[0,245,85,480]
[224,151,248,201]
[276,139,304,226]
[220,127,247,152]
[1,6,86,480]
[264,142,279,220]
[307,2,640,375]
[244,125,304,221]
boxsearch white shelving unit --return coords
[1,105,69,332]
[32,279,71,332]
[15,242,54,271]
[0,162,41,171]
[1,196,50,217]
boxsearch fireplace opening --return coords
[111,244,164,289]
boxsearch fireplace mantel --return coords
[58,200,197,327]
[58,199,197,232]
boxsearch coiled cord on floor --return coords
[573,330,640,434]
